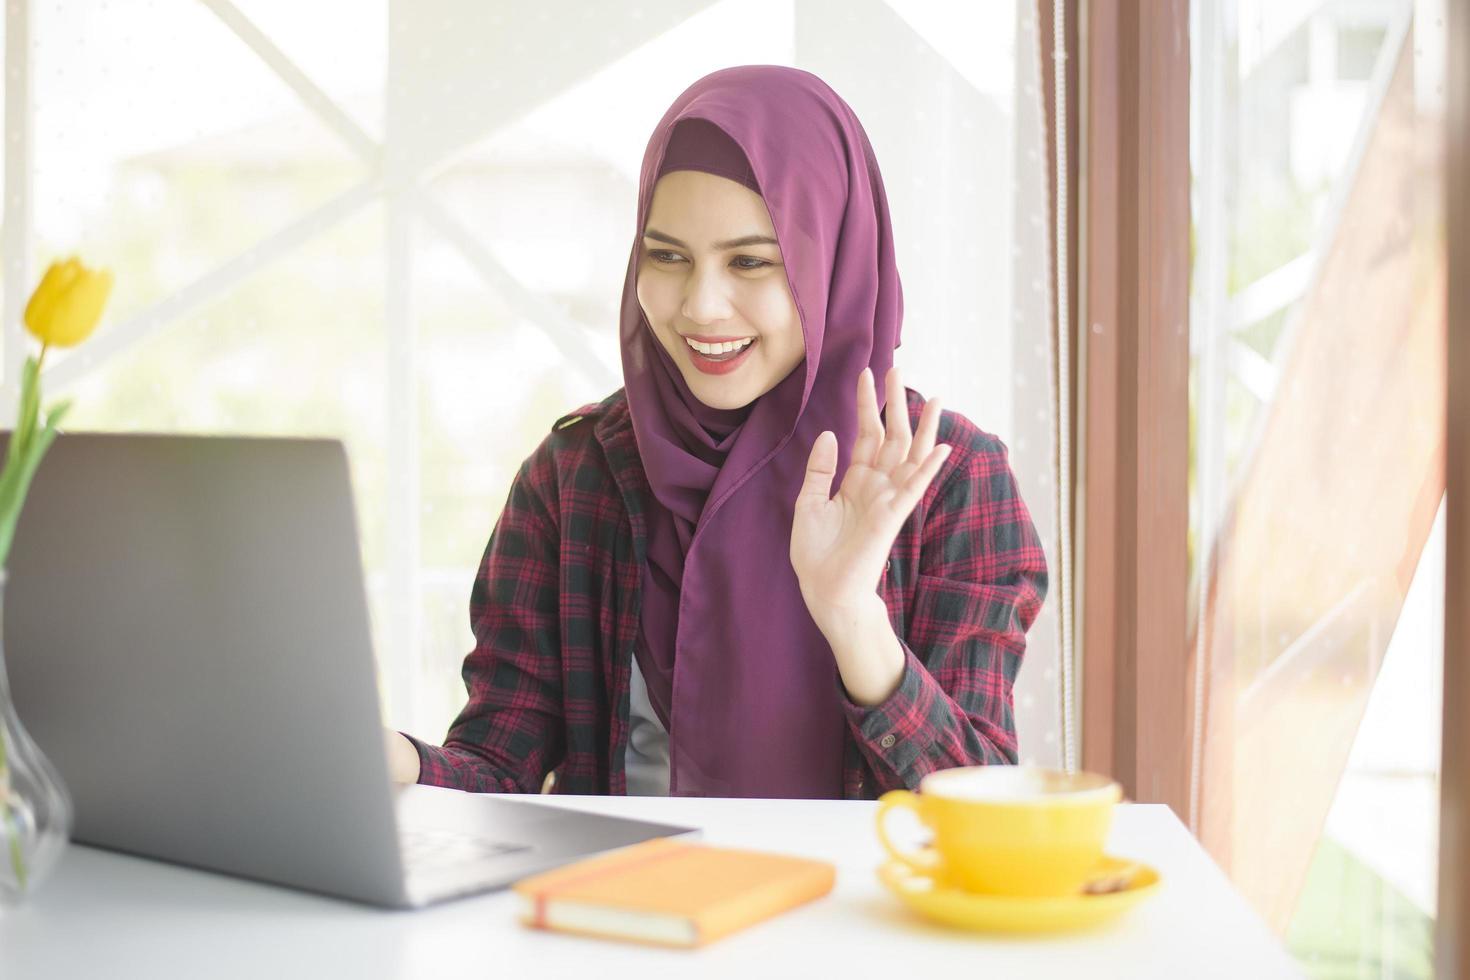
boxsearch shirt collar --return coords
[593,389,649,565]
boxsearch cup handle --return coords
[876,790,941,877]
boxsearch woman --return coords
[387,65,1047,799]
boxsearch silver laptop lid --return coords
[3,433,408,904]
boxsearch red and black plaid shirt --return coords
[403,387,1047,799]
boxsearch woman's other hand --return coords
[384,728,421,784]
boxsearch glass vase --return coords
[0,572,72,907]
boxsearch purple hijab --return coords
[620,66,902,798]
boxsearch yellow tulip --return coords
[23,257,112,348]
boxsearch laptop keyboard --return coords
[399,827,531,870]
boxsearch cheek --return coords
[637,271,679,341]
[750,286,804,363]
[635,269,660,319]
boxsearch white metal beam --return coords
[417,192,617,387]
[3,0,32,427]
[1224,251,1314,335]
[39,181,381,397]
[198,0,381,168]
[384,181,421,726]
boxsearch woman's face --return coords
[636,169,805,411]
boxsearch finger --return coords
[875,365,911,471]
[889,397,941,490]
[895,443,953,510]
[852,368,883,468]
[907,396,942,468]
[797,430,839,507]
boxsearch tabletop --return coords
[0,791,1304,979]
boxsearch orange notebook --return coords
[512,838,836,948]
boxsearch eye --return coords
[732,256,773,270]
[647,249,685,265]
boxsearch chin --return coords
[696,391,753,411]
[688,378,755,411]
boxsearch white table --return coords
[0,792,1303,979]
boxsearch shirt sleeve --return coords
[407,446,566,794]
[837,425,1048,790]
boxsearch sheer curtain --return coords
[1188,0,1445,970]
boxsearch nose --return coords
[680,262,734,325]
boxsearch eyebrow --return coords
[642,228,779,250]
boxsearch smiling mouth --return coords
[683,335,758,374]
[684,336,756,357]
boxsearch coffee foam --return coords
[921,766,1117,803]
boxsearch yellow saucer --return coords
[878,856,1162,934]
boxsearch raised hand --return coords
[789,365,950,633]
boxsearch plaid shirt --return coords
[404,387,1048,799]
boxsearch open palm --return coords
[790,366,950,620]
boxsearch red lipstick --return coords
[684,336,759,375]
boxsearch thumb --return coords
[797,430,839,507]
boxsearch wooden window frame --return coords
[1067,1,1193,816]
[1438,0,1470,972]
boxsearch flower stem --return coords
[0,344,53,895]
[6,816,24,892]
[0,729,21,892]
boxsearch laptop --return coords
[1,432,697,909]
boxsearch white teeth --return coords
[686,337,754,356]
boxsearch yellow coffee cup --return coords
[876,766,1122,897]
